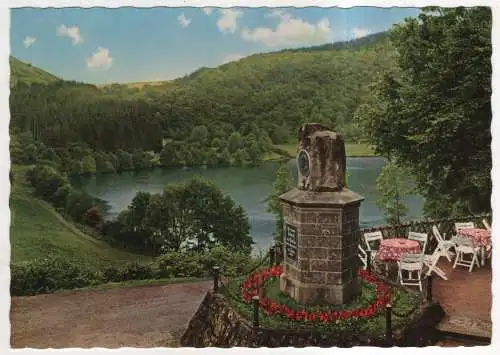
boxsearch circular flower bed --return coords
[241,265,391,323]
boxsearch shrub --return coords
[11,256,99,296]
[64,190,95,223]
[102,262,154,283]
[156,251,206,278]
[25,164,68,201]
[83,207,104,228]
[156,246,255,279]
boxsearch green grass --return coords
[58,276,211,293]
[10,56,61,86]
[10,165,152,268]
[275,143,377,158]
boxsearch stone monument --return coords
[279,123,365,305]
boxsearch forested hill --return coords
[10,32,393,172]
[10,56,61,87]
[110,30,395,143]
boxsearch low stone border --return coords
[180,291,445,347]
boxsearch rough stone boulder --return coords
[297,123,346,192]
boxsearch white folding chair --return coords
[397,253,424,292]
[482,219,491,231]
[408,231,428,255]
[363,231,383,259]
[423,247,448,280]
[454,222,475,236]
[358,245,367,270]
[363,231,386,273]
[452,236,480,272]
[432,225,456,262]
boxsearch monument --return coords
[279,123,365,305]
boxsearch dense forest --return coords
[10,32,393,174]
[10,7,492,218]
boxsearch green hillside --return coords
[10,165,151,267]
[129,32,395,143]
[9,32,391,173]
[9,56,61,87]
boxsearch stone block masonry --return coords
[279,188,364,305]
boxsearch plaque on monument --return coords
[284,224,298,261]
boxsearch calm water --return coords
[72,158,424,252]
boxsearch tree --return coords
[375,161,414,225]
[357,7,492,217]
[189,125,209,145]
[160,141,180,167]
[266,164,294,242]
[228,132,243,154]
[141,176,253,253]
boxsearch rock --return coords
[296,123,346,192]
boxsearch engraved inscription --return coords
[285,224,298,261]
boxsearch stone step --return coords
[435,315,492,339]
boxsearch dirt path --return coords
[11,281,212,348]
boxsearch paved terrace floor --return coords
[433,259,492,340]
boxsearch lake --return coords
[72,157,424,252]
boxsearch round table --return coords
[457,228,492,266]
[457,228,491,247]
[376,238,421,261]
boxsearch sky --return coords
[10,7,421,84]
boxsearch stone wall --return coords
[180,291,445,348]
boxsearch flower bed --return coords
[241,266,393,325]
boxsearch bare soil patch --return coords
[11,281,211,348]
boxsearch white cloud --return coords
[23,36,36,48]
[351,28,371,39]
[217,9,243,34]
[87,47,113,70]
[202,8,213,16]
[178,13,192,28]
[223,53,245,64]
[265,9,287,19]
[241,11,331,48]
[56,24,83,45]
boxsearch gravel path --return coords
[11,281,212,348]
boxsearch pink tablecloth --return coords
[376,238,421,261]
[457,228,491,247]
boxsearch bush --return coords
[83,207,104,228]
[64,190,95,223]
[157,251,207,278]
[157,246,255,279]
[102,262,154,283]
[11,256,99,296]
[25,164,68,201]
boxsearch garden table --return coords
[376,238,421,262]
[457,228,491,267]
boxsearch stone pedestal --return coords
[279,188,364,305]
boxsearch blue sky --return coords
[10,7,420,84]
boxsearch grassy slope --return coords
[10,165,152,268]
[9,56,61,86]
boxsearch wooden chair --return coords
[408,231,428,255]
[363,231,383,259]
[452,236,480,272]
[423,246,448,280]
[397,253,424,292]
[454,222,475,237]
[358,245,367,270]
[432,225,456,262]
[482,219,491,231]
